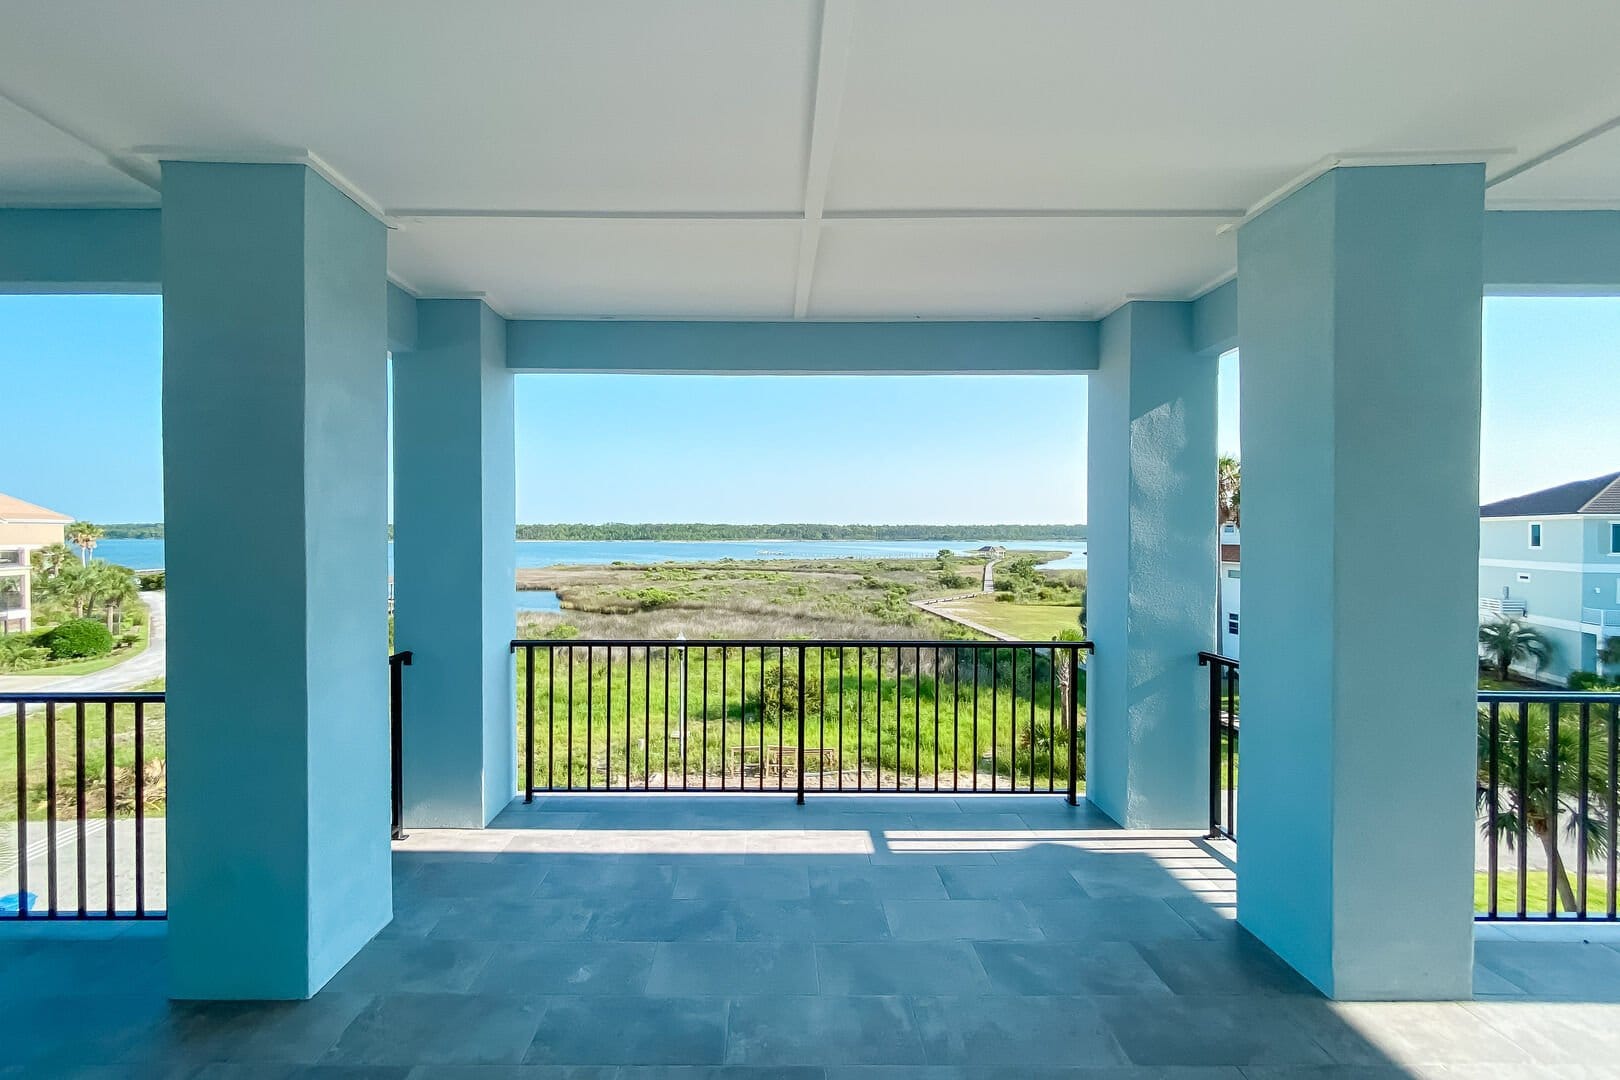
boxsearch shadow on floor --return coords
[2,794,1618,1076]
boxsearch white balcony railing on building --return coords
[1581,607,1620,631]
[1480,597,1529,619]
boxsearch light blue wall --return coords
[161,162,391,999]
[1192,280,1238,356]
[1478,516,1619,682]
[0,208,160,292]
[506,318,1099,374]
[1484,210,1620,295]
[1237,164,1483,1000]
[387,282,418,353]
[393,299,516,826]
[1084,301,1216,828]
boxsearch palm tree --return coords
[1600,636,1620,680]
[66,521,103,566]
[82,561,138,631]
[30,542,74,579]
[1217,455,1241,526]
[1479,616,1552,682]
[1478,704,1611,912]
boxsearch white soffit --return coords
[390,217,803,320]
[2,1,1620,317]
[810,217,1236,320]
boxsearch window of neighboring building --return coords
[1610,521,1620,555]
[1227,614,1239,636]
[1226,569,1240,579]
[1529,522,1542,548]
[0,579,21,611]
[0,548,21,567]
[1517,573,1532,582]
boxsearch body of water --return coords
[87,537,1086,613]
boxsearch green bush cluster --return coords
[1569,670,1620,692]
[39,618,115,659]
[0,635,51,671]
[137,571,165,590]
[759,662,826,721]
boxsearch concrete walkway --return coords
[0,590,166,693]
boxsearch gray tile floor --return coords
[4,794,1620,1078]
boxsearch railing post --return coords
[523,643,535,803]
[796,645,806,805]
[1065,645,1080,806]
[390,651,413,840]
[1202,654,1221,839]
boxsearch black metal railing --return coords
[0,691,165,919]
[1478,689,1620,921]
[389,650,413,840]
[1199,652,1238,841]
[513,638,1092,803]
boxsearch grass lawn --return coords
[1475,870,1616,916]
[927,594,1082,641]
[0,678,166,823]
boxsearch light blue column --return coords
[1236,164,1484,1000]
[1084,301,1217,827]
[393,300,516,826]
[161,162,391,999]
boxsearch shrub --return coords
[0,635,50,671]
[759,662,825,722]
[544,622,581,640]
[938,572,973,590]
[137,571,165,591]
[1569,670,1620,692]
[118,631,140,648]
[40,618,115,659]
[634,587,681,610]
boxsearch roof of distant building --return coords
[0,493,73,525]
[1480,472,1620,518]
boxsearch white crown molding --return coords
[393,208,802,223]
[0,82,160,193]
[1219,150,1513,234]
[1487,112,1620,189]
[1485,197,1620,212]
[130,146,397,229]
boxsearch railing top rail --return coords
[1477,690,1620,704]
[511,637,1094,651]
[0,692,165,704]
[389,650,413,665]
[1197,651,1238,668]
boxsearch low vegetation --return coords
[516,644,1085,791]
[0,680,166,823]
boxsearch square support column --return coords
[1237,163,1484,1000]
[162,162,391,999]
[1085,301,1218,828]
[392,300,516,826]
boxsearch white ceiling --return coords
[2,0,1619,319]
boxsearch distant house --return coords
[1218,522,1240,658]
[1479,471,1620,683]
[0,493,72,633]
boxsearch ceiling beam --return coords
[792,0,856,319]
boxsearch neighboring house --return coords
[1218,522,1241,659]
[0,492,72,633]
[1479,471,1620,683]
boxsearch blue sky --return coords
[0,295,1613,523]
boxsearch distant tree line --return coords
[513,523,1088,542]
[109,522,1089,543]
[100,523,164,539]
